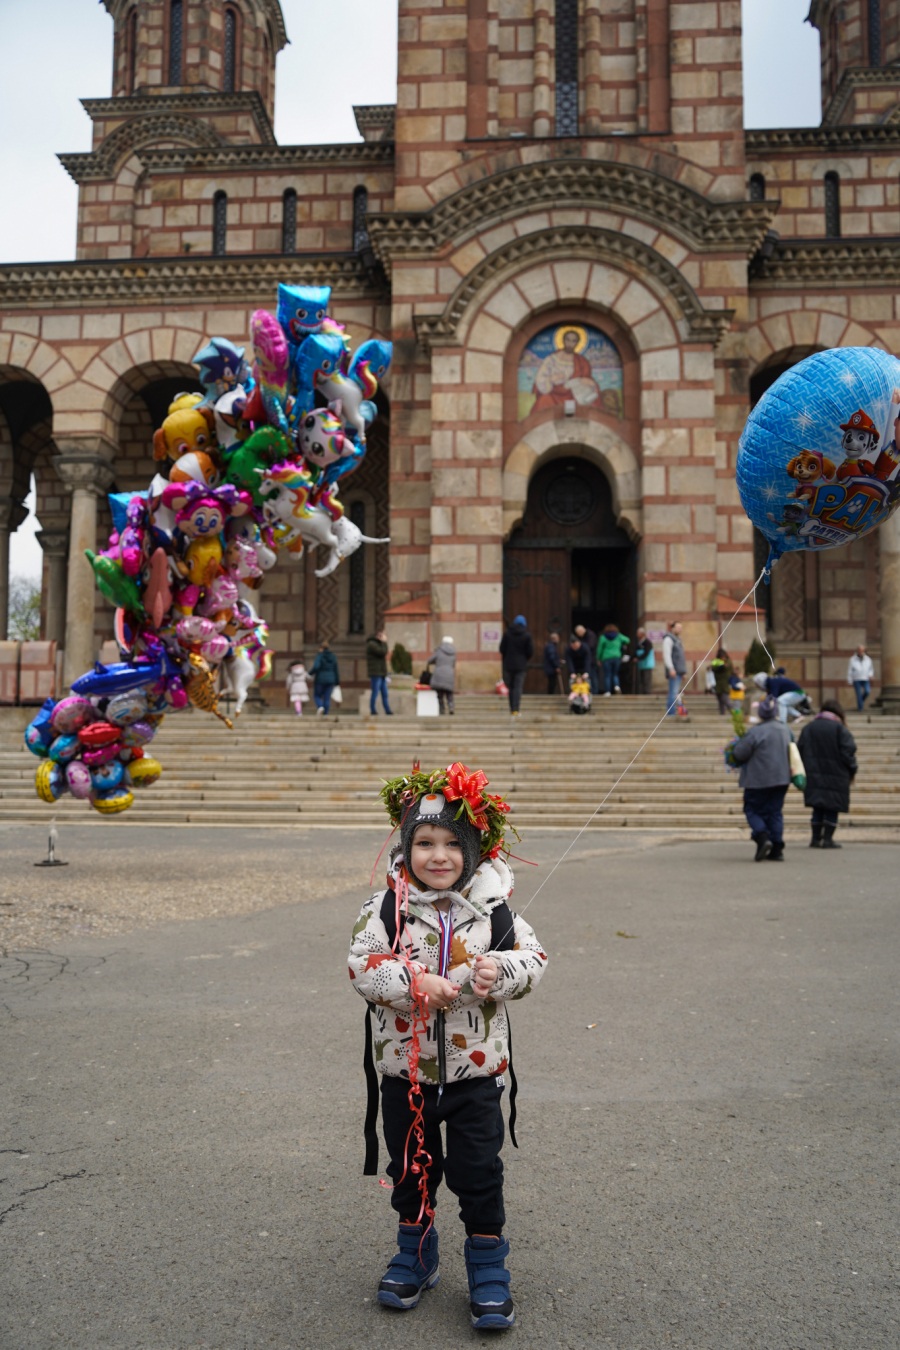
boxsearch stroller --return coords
[568,672,592,715]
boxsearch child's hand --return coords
[415,972,461,1010]
[472,955,498,997]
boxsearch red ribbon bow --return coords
[444,762,490,824]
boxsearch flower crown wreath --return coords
[379,761,519,861]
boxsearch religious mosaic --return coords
[517,323,624,421]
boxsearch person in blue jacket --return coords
[311,642,340,715]
[753,670,805,724]
[542,631,561,694]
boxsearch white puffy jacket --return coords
[348,848,547,1084]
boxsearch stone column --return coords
[878,512,900,713]
[35,522,70,646]
[54,447,116,689]
[533,2,553,136]
[0,499,28,642]
[583,0,602,135]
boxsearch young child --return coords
[729,666,746,708]
[568,670,592,714]
[348,767,547,1329]
[285,659,309,716]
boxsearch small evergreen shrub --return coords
[390,642,413,676]
[743,637,774,679]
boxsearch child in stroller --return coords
[568,671,592,715]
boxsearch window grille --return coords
[348,501,367,634]
[282,189,297,254]
[555,0,579,137]
[213,191,228,256]
[869,0,882,67]
[168,0,183,85]
[352,186,370,252]
[749,173,765,202]
[223,8,237,92]
[824,172,841,238]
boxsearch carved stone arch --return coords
[415,225,732,352]
[744,309,880,374]
[503,419,642,543]
[92,327,211,443]
[59,115,223,183]
[368,158,775,259]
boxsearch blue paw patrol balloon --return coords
[738,347,900,565]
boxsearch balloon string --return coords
[376,869,437,1253]
[492,564,773,947]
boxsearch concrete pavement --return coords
[1,827,898,1349]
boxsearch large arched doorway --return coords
[503,454,636,692]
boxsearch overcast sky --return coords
[2,0,821,580]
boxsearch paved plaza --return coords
[1,825,898,1349]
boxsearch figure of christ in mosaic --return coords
[519,324,624,420]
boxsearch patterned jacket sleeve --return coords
[486,910,548,1001]
[347,892,420,1010]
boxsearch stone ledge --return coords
[0,253,383,309]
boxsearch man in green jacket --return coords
[366,629,393,716]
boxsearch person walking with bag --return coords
[730,694,794,861]
[366,628,393,716]
[428,636,457,715]
[311,642,340,716]
[798,700,858,848]
[499,615,533,716]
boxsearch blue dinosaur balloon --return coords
[738,346,900,565]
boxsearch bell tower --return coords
[105,1,286,123]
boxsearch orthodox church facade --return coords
[1,0,899,707]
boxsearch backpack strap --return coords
[362,891,400,1177]
[363,1004,380,1175]
[488,900,518,1147]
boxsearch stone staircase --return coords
[2,695,898,833]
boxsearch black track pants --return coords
[380,1074,506,1236]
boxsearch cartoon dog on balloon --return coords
[740,354,900,565]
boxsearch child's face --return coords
[410,823,464,890]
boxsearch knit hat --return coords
[758,694,777,720]
[513,615,526,626]
[400,790,483,892]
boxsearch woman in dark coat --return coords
[797,700,858,849]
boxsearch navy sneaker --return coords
[464,1234,515,1329]
[377,1223,439,1310]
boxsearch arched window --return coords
[348,500,367,634]
[824,172,841,237]
[869,0,882,67]
[213,191,228,256]
[555,0,579,136]
[125,8,138,94]
[749,173,765,201]
[168,0,183,85]
[352,186,370,252]
[223,6,238,92]
[282,188,297,254]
